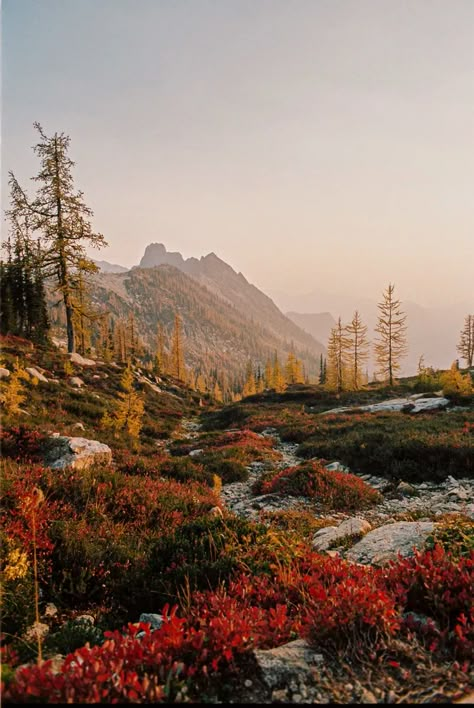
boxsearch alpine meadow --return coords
[1,1,473,704]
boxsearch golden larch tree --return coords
[374,283,408,386]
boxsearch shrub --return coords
[254,460,381,510]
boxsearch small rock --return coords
[272,689,288,702]
[0,367,11,379]
[253,639,323,690]
[25,367,48,383]
[292,694,303,703]
[189,449,203,457]
[71,422,85,432]
[324,461,350,473]
[139,613,163,630]
[69,352,96,367]
[244,679,253,688]
[346,521,435,565]
[70,376,84,388]
[312,517,372,552]
[396,481,418,497]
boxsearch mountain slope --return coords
[139,243,325,355]
[91,264,324,384]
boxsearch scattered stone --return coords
[253,639,323,690]
[321,396,449,415]
[346,521,435,565]
[139,613,163,630]
[244,679,253,688]
[70,376,84,388]
[312,517,372,552]
[0,367,11,379]
[447,487,469,501]
[396,481,418,496]
[45,436,112,471]
[69,352,96,367]
[272,688,288,702]
[25,367,48,383]
[189,448,204,457]
[324,461,350,473]
[361,688,378,703]
[71,422,85,432]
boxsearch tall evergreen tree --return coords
[374,284,408,385]
[345,310,369,390]
[326,317,351,392]
[457,315,474,368]
[8,123,107,352]
[171,313,185,380]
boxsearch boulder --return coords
[0,367,10,379]
[346,521,435,565]
[45,436,112,471]
[69,352,96,367]
[189,448,203,457]
[25,367,48,383]
[253,639,323,690]
[71,422,86,432]
[312,517,372,552]
[396,481,418,496]
[70,377,84,388]
[322,397,449,415]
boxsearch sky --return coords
[2,0,473,309]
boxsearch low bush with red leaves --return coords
[254,460,381,510]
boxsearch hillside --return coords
[88,263,324,384]
[1,336,473,704]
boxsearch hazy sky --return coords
[2,0,473,308]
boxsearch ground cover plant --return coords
[253,460,382,510]
[1,343,473,704]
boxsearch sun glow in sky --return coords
[2,0,473,307]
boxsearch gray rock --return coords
[0,367,11,379]
[346,521,435,565]
[324,461,350,473]
[25,367,48,383]
[253,639,324,689]
[312,517,372,552]
[69,352,96,367]
[70,376,84,388]
[45,436,112,471]
[139,613,163,630]
[189,448,203,457]
[71,422,86,432]
[396,481,418,497]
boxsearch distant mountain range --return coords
[91,245,325,383]
[271,289,470,375]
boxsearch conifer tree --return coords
[326,317,351,393]
[103,363,145,438]
[374,283,408,385]
[242,360,257,397]
[171,313,185,380]
[1,361,28,416]
[8,123,107,352]
[457,315,474,368]
[155,322,168,375]
[272,353,286,393]
[213,380,223,402]
[264,358,274,389]
[284,352,304,384]
[345,310,369,390]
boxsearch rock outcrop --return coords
[45,436,112,471]
[312,517,372,552]
[346,521,435,565]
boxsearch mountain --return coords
[286,312,336,346]
[93,260,129,274]
[90,263,325,385]
[271,288,470,376]
[139,243,325,354]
